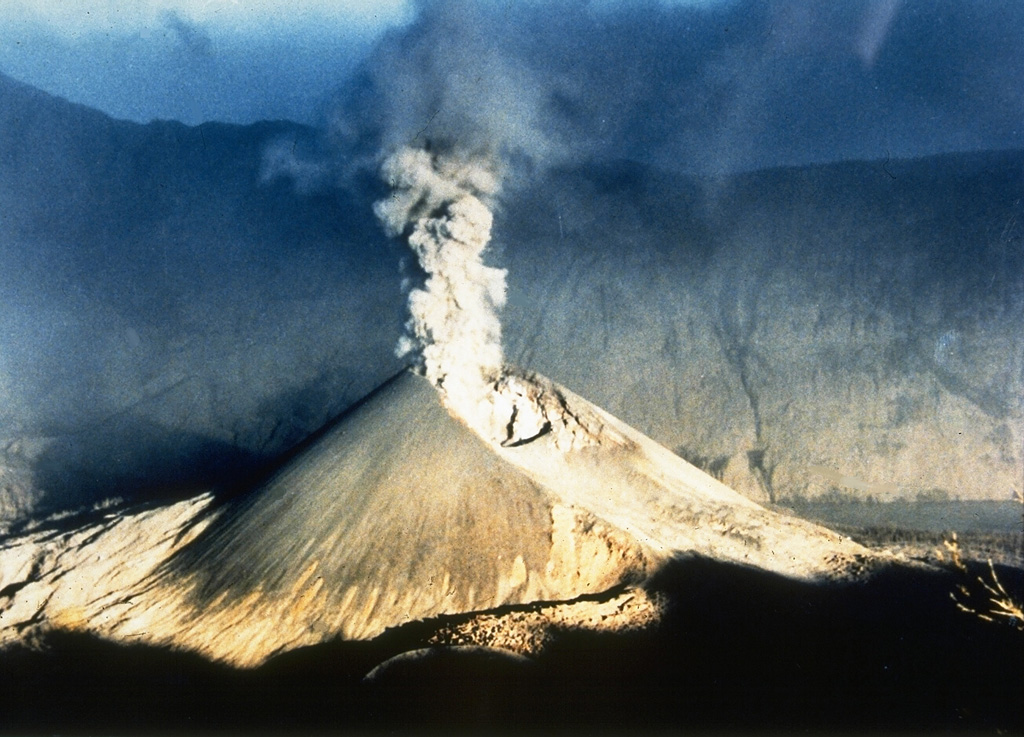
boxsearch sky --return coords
[0,0,1022,172]
[0,0,732,126]
[0,0,415,124]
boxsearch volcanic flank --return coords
[0,141,884,667]
[1,362,879,666]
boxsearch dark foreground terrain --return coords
[1,555,1020,735]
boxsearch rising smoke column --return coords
[374,145,602,451]
[374,146,510,436]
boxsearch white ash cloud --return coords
[374,146,501,234]
[374,147,508,436]
[372,147,603,449]
[349,1,564,170]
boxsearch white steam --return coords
[374,146,508,435]
[374,146,605,452]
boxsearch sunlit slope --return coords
[490,377,868,577]
[153,371,655,661]
[1,372,651,666]
[1,370,868,666]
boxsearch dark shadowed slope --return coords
[1,554,1020,734]
[0,72,404,519]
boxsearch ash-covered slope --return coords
[0,369,868,667]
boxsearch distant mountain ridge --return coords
[500,148,1024,506]
[0,72,1021,522]
[0,71,404,518]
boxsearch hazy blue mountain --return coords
[1,72,1021,521]
[501,153,1024,505]
[0,72,404,517]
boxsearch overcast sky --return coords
[0,0,731,125]
[0,0,415,124]
[1,0,1021,172]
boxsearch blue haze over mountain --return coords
[2,1,1021,170]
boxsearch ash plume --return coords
[374,146,508,437]
[358,0,1019,449]
[373,146,604,451]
